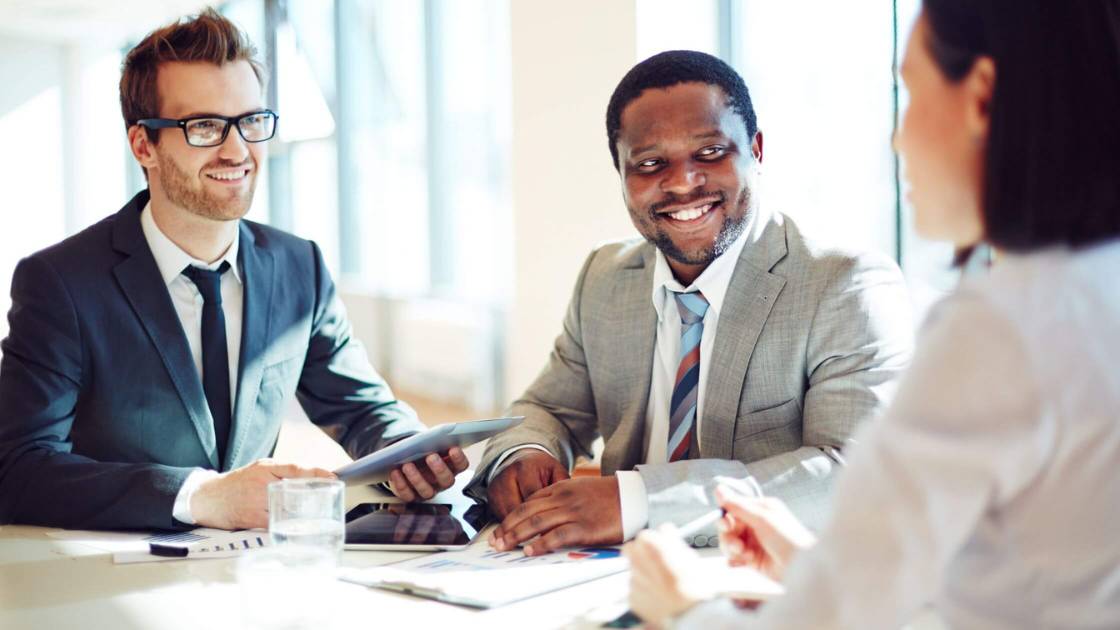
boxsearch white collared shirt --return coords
[490,221,752,540]
[615,222,751,539]
[140,202,242,524]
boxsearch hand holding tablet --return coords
[335,417,524,499]
[385,447,470,502]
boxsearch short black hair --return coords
[925,0,1120,251]
[605,50,758,170]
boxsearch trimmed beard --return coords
[155,150,255,222]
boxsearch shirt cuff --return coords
[172,468,221,525]
[616,469,649,541]
[486,444,554,484]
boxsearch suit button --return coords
[692,535,708,547]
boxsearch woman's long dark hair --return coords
[923,0,1120,253]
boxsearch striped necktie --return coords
[668,290,709,462]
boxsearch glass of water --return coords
[268,478,345,561]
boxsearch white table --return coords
[0,423,947,630]
[0,482,631,630]
[0,418,632,629]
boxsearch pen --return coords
[673,508,727,540]
[601,509,730,629]
[148,543,191,558]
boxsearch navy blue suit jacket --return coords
[0,190,424,529]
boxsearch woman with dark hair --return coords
[624,1,1120,628]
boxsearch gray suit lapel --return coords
[226,223,275,470]
[111,195,219,469]
[600,245,657,475]
[703,213,788,460]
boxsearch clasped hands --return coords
[487,450,623,556]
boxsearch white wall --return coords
[504,1,642,400]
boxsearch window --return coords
[637,0,958,319]
[251,0,512,300]
[273,0,341,270]
[730,1,898,259]
[335,0,430,294]
[637,0,719,61]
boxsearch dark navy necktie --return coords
[182,261,232,468]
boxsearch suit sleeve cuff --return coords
[616,469,649,541]
[172,468,221,525]
[486,444,554,484]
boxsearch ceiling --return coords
[0,0,212,46]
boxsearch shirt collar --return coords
[650,216,752,323]
[140,201,242,286]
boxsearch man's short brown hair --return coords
[119,7,267,141]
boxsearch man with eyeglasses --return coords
[0,9,466,531]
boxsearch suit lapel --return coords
[702,213,788,460]
[226,222,275,470]
[600,245,657,475]
[111,191,219,468]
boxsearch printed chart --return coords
[339,542,630,607]
[406,545,624,573]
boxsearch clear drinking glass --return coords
[267,478,345,560]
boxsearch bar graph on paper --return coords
[404,546,622,573]
[338,541,630,607]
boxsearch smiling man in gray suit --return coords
[478,50,913,556]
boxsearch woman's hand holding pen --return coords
[622,484,820,626]
[715,485,817,582]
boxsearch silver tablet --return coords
[334,416,524,486]
[343,502,489,551]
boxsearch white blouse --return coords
[677,240,1120,629]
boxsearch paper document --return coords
[112,528,269,564]
[46,529,158,554]
[46,527,268,562]
[338,544,628,608]
[576,555,785,628]
[690,556,785,601]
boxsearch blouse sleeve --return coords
[677,290,1049,630]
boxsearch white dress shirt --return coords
[615,222,751,539]
[491,223,751,541]
[676,240,1120,629]
[139,203,242,524]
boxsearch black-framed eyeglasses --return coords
[137,110,279,147]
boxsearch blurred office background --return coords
[0,0,953,440]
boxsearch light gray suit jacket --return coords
[468,209,913,537]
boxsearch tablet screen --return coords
[344,503,488,547]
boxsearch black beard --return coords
[646,187,751,266]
